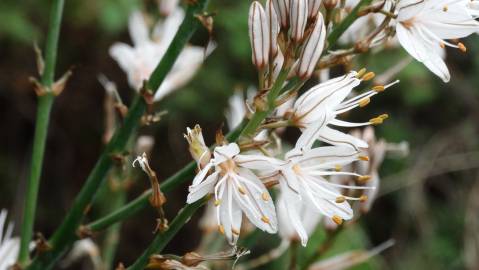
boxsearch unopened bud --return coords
[297,12,326,79]
[289,0,308,43]
[266,0,280,57]
[184,125,211,168]
[182,252,204,267]
[308,0,322,18]
[249,1,270,69]
[323,0,338,10]
[273,0,290,29]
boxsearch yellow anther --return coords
[214,200,221,206]
[358,155,370,161]
[379,114,389,120]
[218,225,225,235]
[439,42,445,49]
[335,164,342,172]
[232,227,240,235]
[458,42,467,53]
[332,215,343,225]
[356,68,367,78]
[261,216,270,224]
[292,164,301,174]
[361,71,375,81]
[261,192,269,201]
[443,5,448,12]
[359,98,370,108]
[336,196,346,203]
[359,195,368,202]
[238,186,246,195]
[369,117,384,125]
[372,85,385,92]
[358,175,372,183]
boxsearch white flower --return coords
[277,191,321,244]
[109,8,205,101]
[186,143,277,245]
[395,0,479,82]
[291,71,398,150]
[0,209,19,270]
[61,239,101,269]
[236,146,373,246]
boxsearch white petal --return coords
[317,126,369,149]
[233,169,278,233]
[128,11,150,46]
[219,183,243,245]
[213,143,240,163]
[187,171,219,204]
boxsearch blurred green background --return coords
[1,0,479,269]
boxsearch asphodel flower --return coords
[297,12,326,79]
[109,8,204,101]
[291,71,398,150]
[289,0,309,43]
[249,1,270,69]
[236,146,374,246]
[186,143,278,245]
[0,209,19,270]
[395,0,479,82]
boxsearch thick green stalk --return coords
[26,1,209,269]
[326,0,373,48]
[18,0,64,265]
[127,198,208,270]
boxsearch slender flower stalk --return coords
[26,1,210,269]
[18,0,65,266]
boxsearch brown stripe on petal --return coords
[308,0,322,18]
[249,2,270,68]
[289,0,308,43]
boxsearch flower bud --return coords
[249,1,270,69]
[184,125,211,168]
[272,0,290,29]
[308,0,322,19]
[289,0,308,43]
[323,0,338,10]
[266,0,280,57]
[297,13,326,79]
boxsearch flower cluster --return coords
[184,0,407,247]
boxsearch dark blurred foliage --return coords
[1,0,479,269]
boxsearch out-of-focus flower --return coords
[237,146,373,246]
[291,71,398,150]
[186,143,278,245]
[0,209,18,270]
[110,8,204,101]
[135,135,156,156]
[308,239,395,270]
[61,239,102,269]
[395,0,479,82]
[159,0,180,16]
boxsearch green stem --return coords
[26,1,209,269]
[127,198,208,270]
[326,0,373,49]
[240,69,289,137]
[18,0,64,265]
